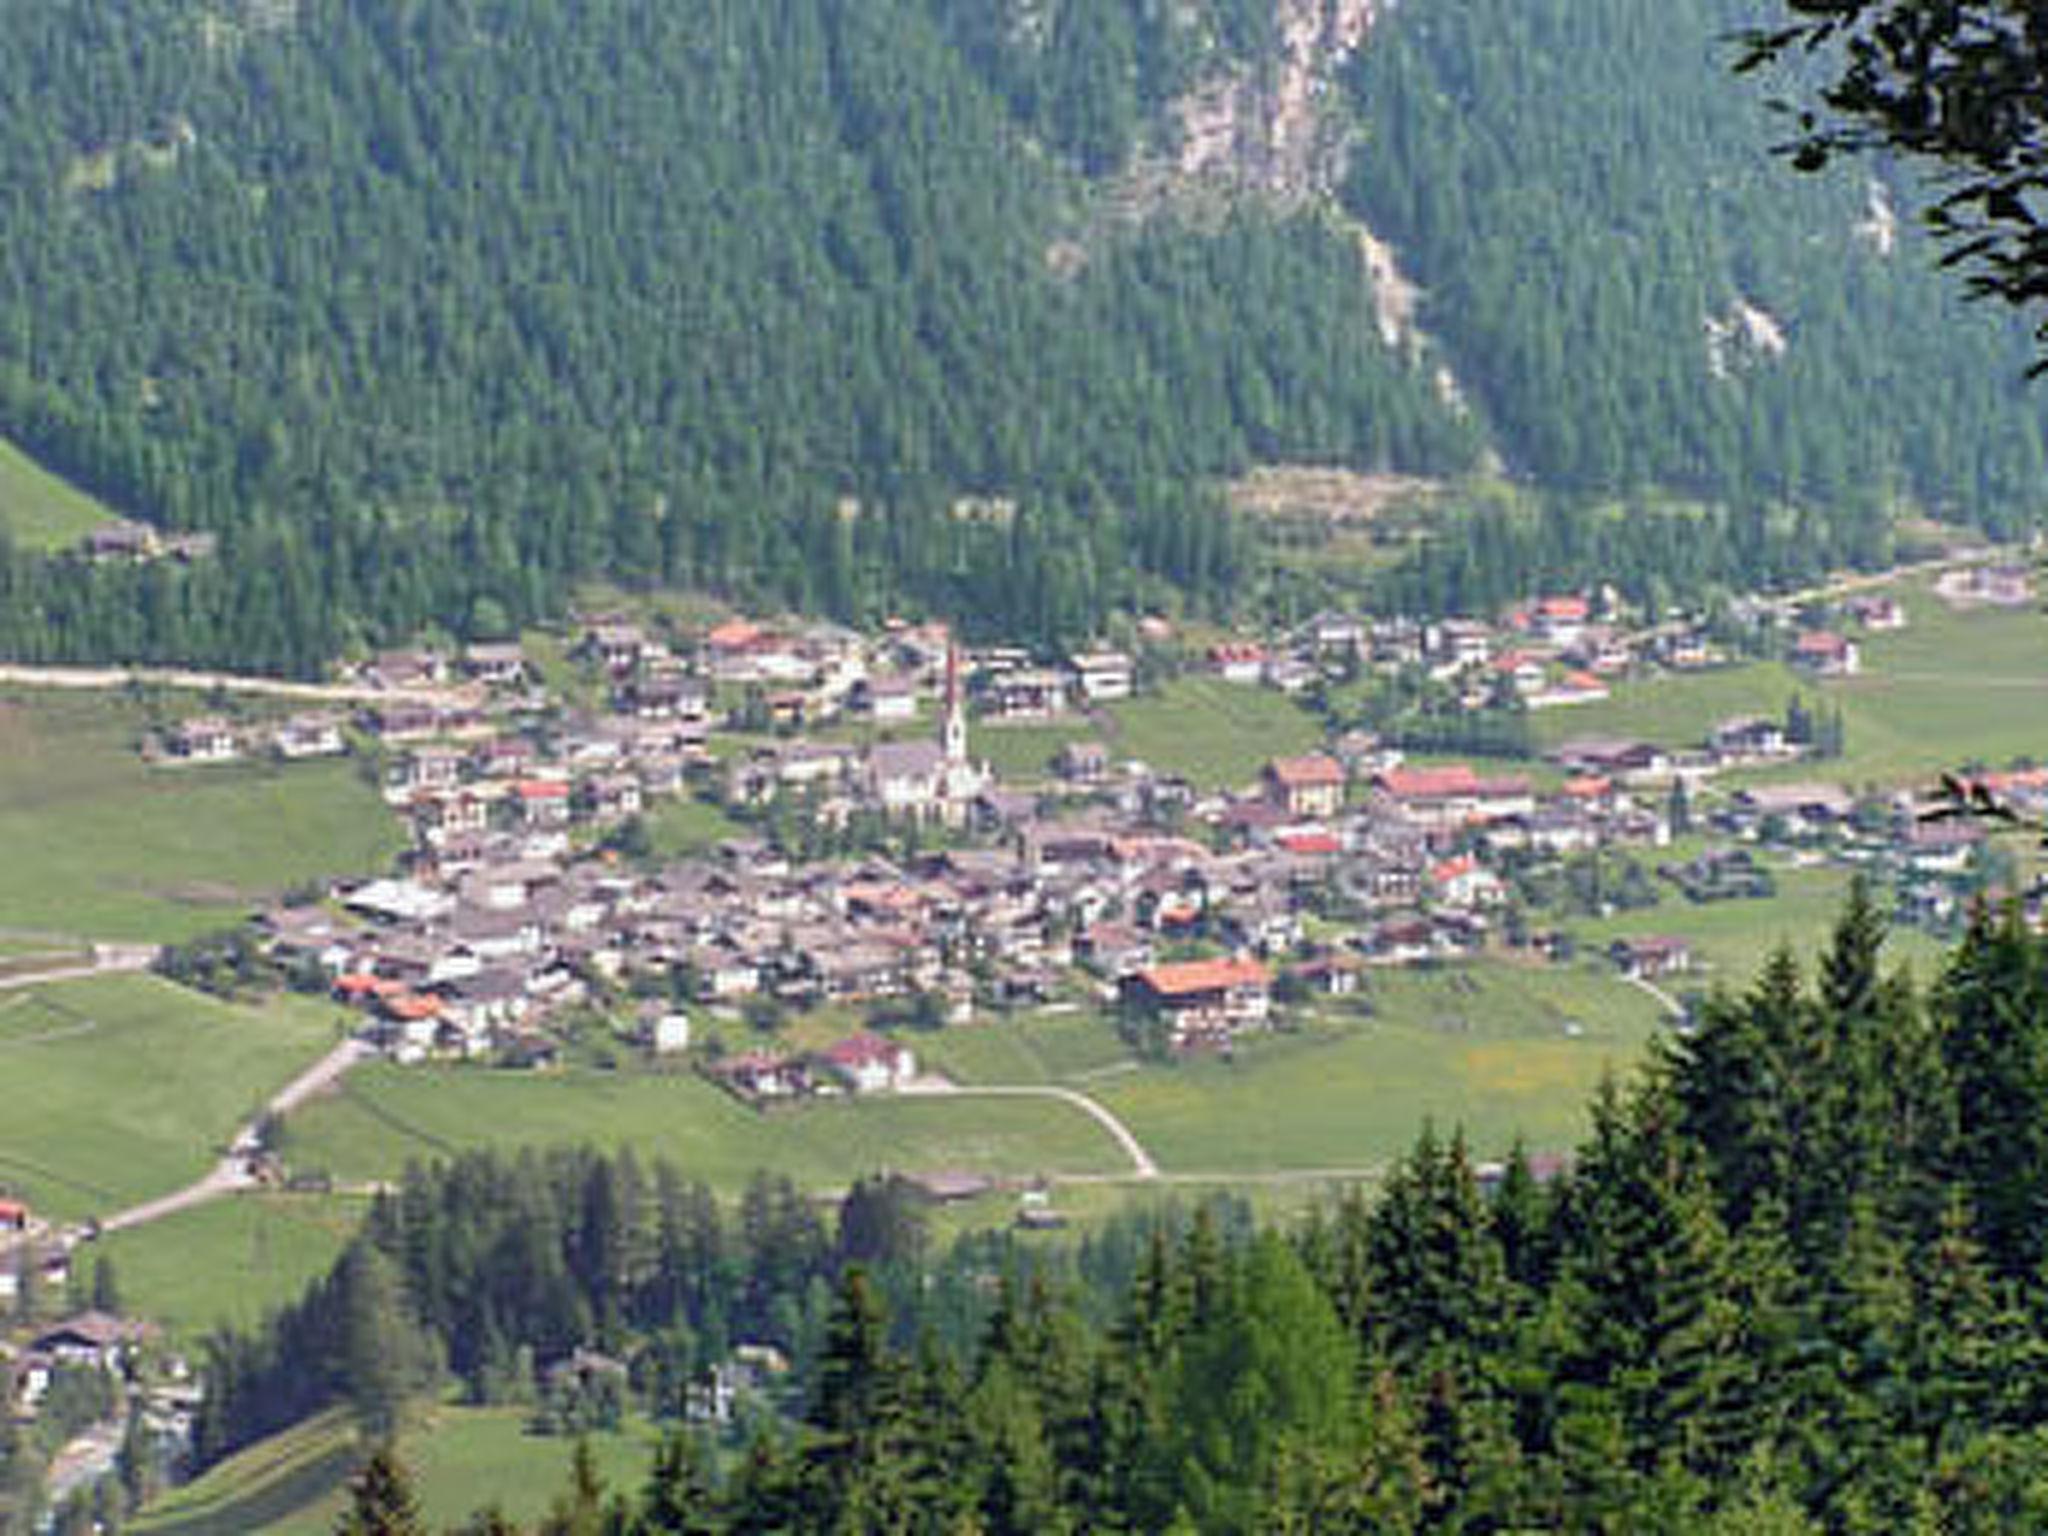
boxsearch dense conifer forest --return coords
[153,891,2048,1531]
[0,0,2042,669]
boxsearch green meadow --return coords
[1107,676,1323,789]
[134,1406,654,1536]
[0,689,402,941]
[0,975,344,1222]
[96,1193,367,1339]
[1093,961,1666,1173]
[282,1065,1129,1191]
[0,433,114,550]
[1535,576,2048,791]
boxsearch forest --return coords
[50,888,2048,1532]
[0,0,2042,670]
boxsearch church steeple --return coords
[942,641,968,765]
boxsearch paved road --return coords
[1624,973,1687,1023]
[44,1421,122,1510]
[902,1077,1160,1179]
[0,660,470,708]
[97,1038,370,1234]
[0,943,159,992]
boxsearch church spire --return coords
[942,640,967,765]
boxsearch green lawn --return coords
[642,794,744,859]
[913,1006,1134,1086]
[972,719,1097,782]
[1095,961,1665,1173]
[0,975,344,1221]
[135,1406,654,1536]
[96,1193,367,1339]
[283,1064,1128,1191]
[1532,577,2048,793]
[0,690,402,941]
[0,434,114,550]
[1107,677,1323,790]
[1565,862,1943,990]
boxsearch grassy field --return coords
[0,434,113,550]
[134,1406,654,1535]
[0,690,402,941]
[642,794,744,860]
[1094,960,1665,1173]
[0,975,344,1222]
[1107,677,1323,789]
[972,719,1097,782]
[912,1006,1134,1086]
[283,1065,1129,1191]
[1534,578,2048,791]
[1565,862,1945,991]
[96,1193,367,1338]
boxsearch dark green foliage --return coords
[0,0,1473,668]
[189,896,2048,1531]
[1346,0,2048,527]
[334,1445,427,1536]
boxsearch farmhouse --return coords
[1263,754,1346,818]
[166,715,240,763]
[1068,650,1135,703]
[1791,630,1861,677]
[1124,956,1272,1049]
[1609,935,1695,981]
[817,1031,918,1094]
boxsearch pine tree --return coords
[335,1445,427,1536]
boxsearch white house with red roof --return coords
[1791,629,1861,677]
[817,1031,918,1094]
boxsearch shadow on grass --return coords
[135,1413,358,1536]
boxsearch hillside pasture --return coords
[0,690,402,941]
[0,975,342,1221]
[1107,676,1323,790]
[282,1064,1129,1191]
[134,1406,652,1536]
[0,434,115,551]
[1093,960,1665,1174]
[96,1193,366,1339]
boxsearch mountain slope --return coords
[0,0,2040,671]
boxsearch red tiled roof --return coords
[516,779,572,800]
[1540,596,1591,620]
[822,1031,905,1069]
[1277,830,1342,856]
[1138,957,1269,997]
[1380,765,1480,799]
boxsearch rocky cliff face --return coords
[1165,0,1377,202]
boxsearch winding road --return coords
[901,1076,1160,1179]
[96,1037,370,1234]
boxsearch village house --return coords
[1609,935,1695,981]
[0,1198,27,1235]
[1791,629,1861,677]
[1708,715,1794,764]
[1207,641,1267,683]
[985,667,1069,721]
[851,677,920,723]
[165,715,240,763]
[271,711,348,759]
[461,642,529,687]
[1123,955,1273,1049]
[715,1050,809,1102]
[1845,594,1907,631]
[1068,650,1135,703]
[1263,754,1346,819]
[816,1031,919,1094]
[1296,610,1367,657]
[1378,764,1535,830]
